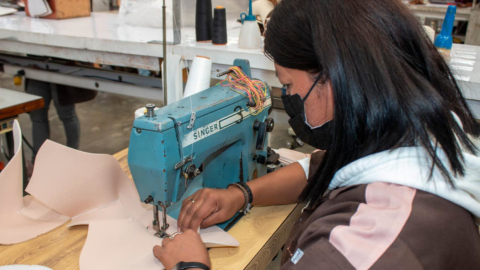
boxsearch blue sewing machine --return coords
[128,60,276,237]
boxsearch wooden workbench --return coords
[0,149,302,270]
[0,88,44,121]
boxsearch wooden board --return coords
[0,88,44,120]
[25,0,91,20]
[0,149,298,270]
[0,225,88,269]
[48,0,91,19]
[209,204,301,270]
[0,99,44,120]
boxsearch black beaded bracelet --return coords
[173,261,210,270]
[228,182,251,214]
[238,181,253,205]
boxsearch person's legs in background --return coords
[25,79,52,162]
[51,84,80,150]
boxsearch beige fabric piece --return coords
[0,121,69,245]
[20,195,69,222]
[81,213,239,270]
[67,199,145,227]
[27,140,146,222]
[80,218,165,270]
[26,139,239,269]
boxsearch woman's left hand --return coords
[153,229,211,270]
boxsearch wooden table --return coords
[0,87,44,121]
[0,87,44,157]
[0,149,302,270]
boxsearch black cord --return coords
[1,145,11,161]
[22,135,37,156]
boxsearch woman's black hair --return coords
[265,0,480,206]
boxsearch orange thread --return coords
[218,66,267,115]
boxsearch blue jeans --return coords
[26,80,80,162]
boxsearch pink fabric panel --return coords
[329,183,416,270]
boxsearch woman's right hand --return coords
[177,186,245,232]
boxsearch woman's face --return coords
[275,63,334,127]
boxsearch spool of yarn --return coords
[252,0,274,26]
[184,56,212,98]
[212,6,227,45]
[195,0,212,42]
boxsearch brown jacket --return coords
[281,151,480,269]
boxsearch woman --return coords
[153,0,480,269]
[26,79,80,162]
[26,78,96,164]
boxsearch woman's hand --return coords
[153,230,210,270]
[177,186,244,231]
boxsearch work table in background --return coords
[0,11,479,116]
[0,149,302,270]
[0,88,44,120]
[0,12,273,78]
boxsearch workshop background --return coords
[0,0,479,269]
[0,74,152,159]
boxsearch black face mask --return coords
[281,75,333,150]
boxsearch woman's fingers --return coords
[200,210,227,228]
[187,200,217,230]
[152,230,211,269]
[153,245,163,260]
[177,199,194,231]
[177,188,236,231]
[178,189,214,231]
[177,191,202,231]
[162,237,171,246]
[179,198,206,231]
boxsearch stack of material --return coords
[275,148,310,165]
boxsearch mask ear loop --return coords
[302,74,324,101]
[302,74,327,129]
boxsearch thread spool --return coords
[184,56,212,98]
[196,0,213,42]
[212,6,227,45]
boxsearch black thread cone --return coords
[213,6,227,45]
[196,0,212,42]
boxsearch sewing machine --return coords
[128,60,276,237]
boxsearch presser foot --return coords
[154,224,171,238]
[152,201,171,238]
[145,196,171,238]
